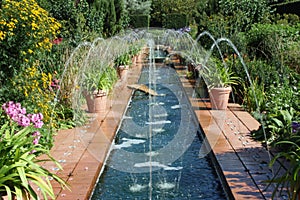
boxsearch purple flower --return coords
[2,101,44,131]
[30,150,37,154]
[292,122,300,133]
[20,108,26,115]
[15,102,21,109]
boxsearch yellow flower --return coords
[28,49,33,54]
[0,31,6,40]
[31,22,38,30]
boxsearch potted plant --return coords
[200,58,240,110]
[114,52,132,79]
[128,45,141,66]
[82,66,117,113]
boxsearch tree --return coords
[151,0,197,27]
[125,0,152,16]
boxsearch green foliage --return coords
[83,66,118,93]
[0,121,67,199]
[130,14,150,28]
[113,0,128,33]
[218,0,272,31]
[242,78,266,114]
[114,53,132,67]
[246,23,300,71]
[102,0,117,37]
[268,137,300,200]
[245,59,280,88]
[200,57,240,89]
[267,108,296,142]
[252,75,300,144]
[163,13,187,29]
[151,0,197,27]
[0,0,61,83]
[125,0,152,15]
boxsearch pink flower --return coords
[32,131,40,137]
[20,108,26,115]
[2,101,44,128]
[30,113,40,123]
[15,102,21,109]
[34,121,44,128]
[38,113,43,120]
[33,138,39,145]
[32,131,41,145]
[30,150,37,154]
[18,115,30,127]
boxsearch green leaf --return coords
[272,118,283,127]
[16,166,28,189]
[26,174,55,199]
[4,185,12,200]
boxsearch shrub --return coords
[0,0,61,82]
[218,0,272,32]
[130,14,150,28]
[245,23,300,71]
[163,13,187,29]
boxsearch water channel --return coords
[91,64,227,199]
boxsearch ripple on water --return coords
[157,182,175,190]
[129,184,147,192]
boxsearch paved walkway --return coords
[177,73,284,199]
[38,59,285,200]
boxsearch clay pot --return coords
[85,90,108,113]
[209,87,231,110]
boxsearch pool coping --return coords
[38,59,284,200]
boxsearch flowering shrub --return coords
[13,65,55,123]
[2,101,45,152]
[0,101,67,199]
[0,0,61,81]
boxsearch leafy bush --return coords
[0,0,61,82]
[218,0,272,32]
[163,13,187,29]
[245,23,300,71]
[130,14,150,28]
[12,66,55,124]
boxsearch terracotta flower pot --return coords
[209,87,231,110]
[117,65,129,80]
[85,90,108,113]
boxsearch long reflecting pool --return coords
[91,66,227,199]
